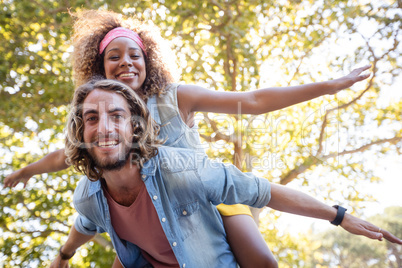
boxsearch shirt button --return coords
[182,210,187,216]
[161,218,166,222]
[183,264,186,268]
[172,242,177,247]
[142,174,146,179]
[153,195,158,200]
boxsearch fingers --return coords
[3,181,11,189]
[366,224,384,241]
[3,172,27,188]
[3,177,11,188]
[367,225,402,244]
[362,226,383,241]
[6,180,13,187]
[352,64,371,74]
[381,229,402,244]
[350,64,371,74]
[342,217,394,243]
[4,180,17,189]
[358,64,372,72]
[355,73,371,82]
[3,174,17,188]
[354,65,371,78]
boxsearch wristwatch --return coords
[59,246,76,260]
[330,205,347,226]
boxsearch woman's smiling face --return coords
[103,37,146,93]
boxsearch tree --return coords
[0,1,140,267]
[1,0,401,266]
[155,0,402,220]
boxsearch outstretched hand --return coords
[341,213,402,244]
[3,169,31,188]
[329,64,372,94]
[49,255,70,268]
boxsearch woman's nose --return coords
[120,54,133,67]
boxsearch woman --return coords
[4,9,371,267]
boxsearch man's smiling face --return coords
[82,89,133,171]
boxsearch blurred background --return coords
[0,0,401,267]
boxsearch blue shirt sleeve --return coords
[74,214,98,236]
[73,178,105,235]
[196,153,271,207]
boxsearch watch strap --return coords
[330,205,347,226]
[59,246,76,260]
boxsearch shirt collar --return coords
[87,178,102,196]
[85,154,158,193]
[141,154,158,179]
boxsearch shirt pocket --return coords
[158,115,186,147]
[173,201,201,240]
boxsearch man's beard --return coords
[88,146,132,172]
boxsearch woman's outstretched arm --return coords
[3,149,69,188]
[177,65,371,116]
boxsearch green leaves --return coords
[1,0,401,266]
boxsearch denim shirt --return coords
[73,146,271,268]
[147,83,205,152]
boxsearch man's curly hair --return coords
[65,79,164,181]
[71,9,176,100]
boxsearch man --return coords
[52,79,401,268]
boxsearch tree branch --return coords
[199,112,232,143]
[316,72,376,156]
[316,41,381,155]
[326,136,402,158]
[280,136,402,185]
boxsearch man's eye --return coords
[87,117,97,121]
[113,115,123,120]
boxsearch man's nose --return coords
[98,115,112,134]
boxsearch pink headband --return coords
[99,27,147,56]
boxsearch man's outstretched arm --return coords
[267,183,402,244]
[49,225,95,268]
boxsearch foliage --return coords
[0,0,401,267]
[0,1,138,267]
[258,206,402,267]
[259,211,315,267]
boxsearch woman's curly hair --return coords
[71,9,177,100]
[65,79,164,181]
